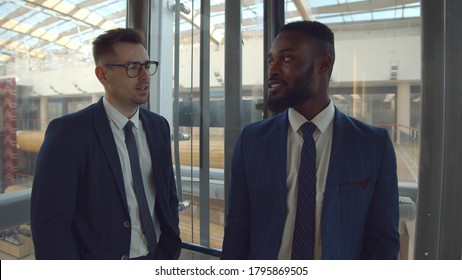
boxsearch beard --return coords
[267,63,315,114]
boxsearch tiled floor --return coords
[0,250,34,260]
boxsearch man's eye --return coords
[282,57,292,62]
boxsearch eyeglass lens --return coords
[126,62,157,77]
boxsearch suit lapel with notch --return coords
[93,98,129,210]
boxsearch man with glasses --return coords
[31,28,181,260]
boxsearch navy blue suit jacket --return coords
[221,108,400,259]
[31,98,181,259]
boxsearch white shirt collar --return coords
[103,96,140,129]
[288,99,335,134]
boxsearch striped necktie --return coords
[291,122,317,260]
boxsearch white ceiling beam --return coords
[293,0,312,20]
[179,8,222,45]
[24,0,118,30]
[312,0,419,14]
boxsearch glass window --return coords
[167,0,265,253]
[0,0,127,259]
[8,0,461,261]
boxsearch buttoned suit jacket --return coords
[31,98,181,259]
[221,107,400,259]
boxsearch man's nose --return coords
[268,61,281,77]
[138,66,150,80]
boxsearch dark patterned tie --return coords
[291,122,317,260]
[124,121,157,254]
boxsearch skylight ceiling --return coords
[303,0,420,24]
[0,0,125,63]
[0,0,420,64]
[178,0,420,42]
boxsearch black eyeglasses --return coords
[103,61,159,78]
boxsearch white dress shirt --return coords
[103,97,161,258]
[278,100,335,259]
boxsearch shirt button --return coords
[121,255,129,260]
[316,192,324,202]
[124,221,131,228]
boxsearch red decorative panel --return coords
[0,78,18,191]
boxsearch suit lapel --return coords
[268,112,290,220]
[93,99,128,210]
[322,108,354,219]
[139,111,164,199]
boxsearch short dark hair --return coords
[92,28,145,65]
[280,21,335,76]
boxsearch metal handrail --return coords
[0,183,418,231]
[181,241,222,258]
[0,188,31,231]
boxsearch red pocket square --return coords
[342,178,371,189]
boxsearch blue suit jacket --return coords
[221,108,400,259]
[31,98,181,259]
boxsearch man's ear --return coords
[95,66,107,85]
[319,53,332,75]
